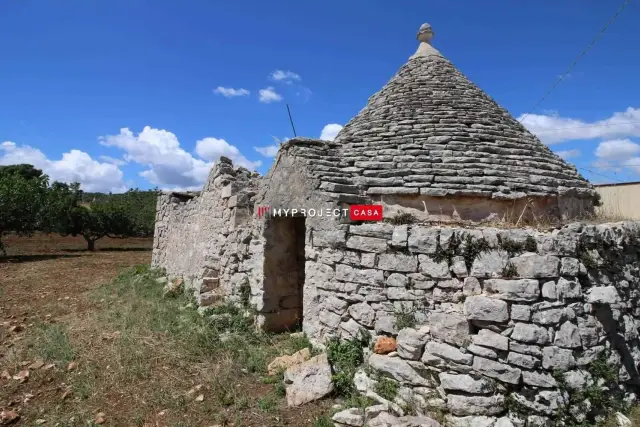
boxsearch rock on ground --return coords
[267,347,311,375]
[283,353,333,406]
[162,278,183,298]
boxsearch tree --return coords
[0,164,44,180]
[43,182,135,251]
[0,169,49,255]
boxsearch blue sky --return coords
[1,0,639,192]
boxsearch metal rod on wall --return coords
[286,104,297,137]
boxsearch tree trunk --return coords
[84,236,96,251]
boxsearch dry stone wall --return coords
[152,157,261,308]
[305,221,640,426]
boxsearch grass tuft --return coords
[32,323,75,363]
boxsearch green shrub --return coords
[326,337,366,397]
[374,377,399,401]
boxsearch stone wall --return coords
[151,156,640,424]
[151,157,261,308]
[305,221,640,426]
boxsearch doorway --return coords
[262,216,306,332]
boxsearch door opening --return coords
[262,216,306,332]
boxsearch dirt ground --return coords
[0,234,333,427]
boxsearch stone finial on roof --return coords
[411,23,442,59]
[417,23,434,43]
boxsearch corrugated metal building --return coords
[594,181,640,220]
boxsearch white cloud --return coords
[214,86,250,97]
[593,139,640,176]
[554,149,581,160]
[99,155,126,166]
[100,126,260,190]
[518,107,640,145]
[296,86,313,102]
[195,137,262,170]
[270,70,301,84]
[320,124,343,141]
[254,145,280,157]
[254,136,289,158]
[0,141,126,192]
[259,87,282,103]
[595,139,640,160]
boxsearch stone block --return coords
[506,352,540,369]
[541,281,557,300]
[408,227,439,254]
[554,321,582,348]
[445,416,497,427]
[378,253,418,272]
[391,225,408,247]
[470,250,509,278]
[531,307,565,325]
[348,303,375,328]
[463,276,482,296]
[346,235,388,253]
[418,255,451,278]
[349,223,395,239]
[542,346,576,371]
[429,312,470,347]
[484,279,540,302]
[464,296,509,324]
[510,305,531,322]
[425,341,473,365]
[312,229,347,248]
[360,253,376,268]
[511,323,550,345]
[467,344,497,359]
[586,286,621,304]
[221,183,237,199]
[439,373,493,394]
[447,394,505,416]
[200,277,220,293]
[386,272,409,287]
[522,370,557,388]
[471,329,509,351]
[368,354,431,386]
[335,264,384,285]
[560,257,580,276]
[284,353,334,406]
[510,254,560,278]
[396,327,429,360]
[451,256,469,277]
[557,277,582,300]
[472,357,521,384]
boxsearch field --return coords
[0,234,333,426]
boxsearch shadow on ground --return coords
[0,254,82,263]
[63,247,152,253]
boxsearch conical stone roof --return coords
[332,23,595,203]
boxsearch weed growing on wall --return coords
[326,336,367,397]
[374,376,399,401]
[462,235,490,270]
[551,352,629,427]
[394,304,417,330]
[384,212,417,225]
[431,232,461,266]
[501,262,518,278]
[312,414,335,427]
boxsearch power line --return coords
[518,0,631,124]
[576,165,625,183]
[527,120,640,134]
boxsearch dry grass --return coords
[0,234,333,426]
